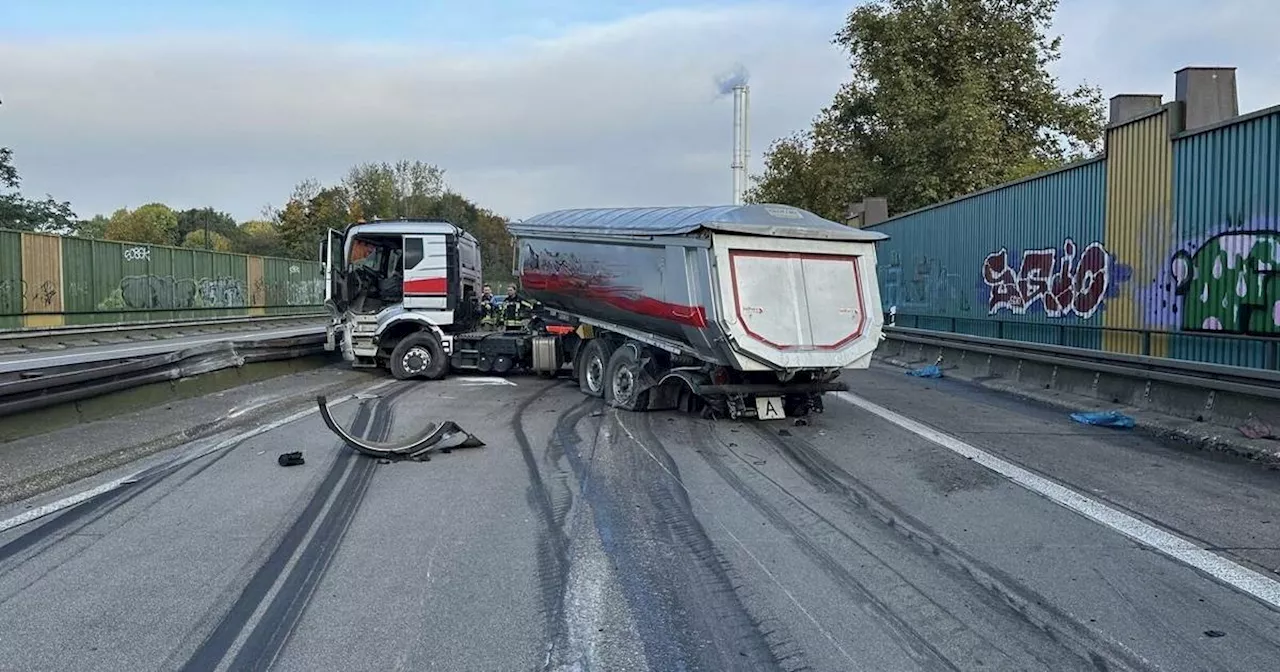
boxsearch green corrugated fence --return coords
[0,230,324,329]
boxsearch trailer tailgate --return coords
[713,233,882,370]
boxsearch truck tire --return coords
[604,343,650,412]
[577,339,614,398]
[389,332,449,381]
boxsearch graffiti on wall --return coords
[0,278,61,313]
[1170,230,1280,334]
[880,253,973,313]
[96,275,248,311]
[981,238,1111,318]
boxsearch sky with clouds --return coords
[2,0,1277,223]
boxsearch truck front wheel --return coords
[390,332,449,381]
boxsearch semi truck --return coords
[323,204,887,419]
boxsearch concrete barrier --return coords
[877,332,1280,465]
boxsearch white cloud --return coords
[1,4,851,221]
[3,1,1277,224]
[1050,0,1280,115]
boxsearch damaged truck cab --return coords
[323,220,483,379]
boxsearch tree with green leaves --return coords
[276,185,353,260]
[73,214,110,239]
[181,229,233,251]
[235,220,287,257]
[176,207,240,248]
[0,147,78,233]
[345,160,445,220]
[749,0,1105,218]
[104,203,179,245]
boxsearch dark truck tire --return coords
[604,343,651,411]
[576,338,615,398]
[389,332,449,381]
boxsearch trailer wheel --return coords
[604,344,650,412]
[577,339,614,398]
[390,332,449,381]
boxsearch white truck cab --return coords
[323,220,483,379]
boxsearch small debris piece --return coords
[1069,410,1135,429]
[906,364,942,378]
[277,452,305,467]
[1203,630,1226,638]
[794,418,809,426]
[1238,417,1277,440]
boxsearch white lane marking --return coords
[0,326,321,371]
[453,377,517,386]
[0,378,396,535]
[613,413,861,668]
[835,391,1280,611]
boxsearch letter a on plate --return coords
[755,396,785,420]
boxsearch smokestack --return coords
[732,85,750,205]
[715,64,750,205]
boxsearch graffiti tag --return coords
[1171,231,1280,334]
[123,246,151,262]
[981,238,1110,318]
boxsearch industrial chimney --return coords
[731,84,750,205]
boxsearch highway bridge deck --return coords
[0,364,1276,671]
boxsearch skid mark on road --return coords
[837,391,1280,614]
[745,421,1156,672]
[178,382,413,672]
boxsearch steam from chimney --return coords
[715,64,750,96]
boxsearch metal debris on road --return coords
[316,395,486,461]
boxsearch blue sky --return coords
[1,0,843,41]
[1,1,1276,222]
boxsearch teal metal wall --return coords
[872,103,1280,370]
[1167,108,1280,367]
[874,158,1107,349]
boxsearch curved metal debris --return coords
[316,395,485,460]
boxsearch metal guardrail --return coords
[885,326,1280,401]
[0,334,332,417]
[0,313,328,341]
[891,313,1280,371]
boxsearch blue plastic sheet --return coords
[905,364,942,378]
[1069,410,1135,428]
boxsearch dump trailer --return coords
[323,206,887,419]
[506,204,888,419]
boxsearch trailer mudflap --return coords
[316,395,485,460]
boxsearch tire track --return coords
[687,419,989,671]
[0,428,258,569]
[179,382,413,672]
[225,391,401,671]
[749,423,1155,672]
[509,383,591,668]
[546,407,788,672]
[632,413,802,672]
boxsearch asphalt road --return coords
[0,365,1277,671]
[0,324,325,374]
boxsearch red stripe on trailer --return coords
[521,271,708,329]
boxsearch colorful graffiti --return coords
[981,238,1111,318]
[96,275,248,311]
[880,253,973,313]
[1170,231,1280,334]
